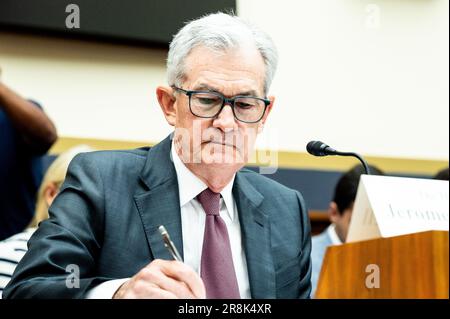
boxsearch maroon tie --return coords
[197,188,240,299]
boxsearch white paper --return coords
[346,175,449,243]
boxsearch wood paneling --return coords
[316,231,449,299]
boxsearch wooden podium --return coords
[315,231,449,299]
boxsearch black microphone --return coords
[306,140,371,175]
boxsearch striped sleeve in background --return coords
[0,228,35,298]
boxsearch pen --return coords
[158,225,183,262]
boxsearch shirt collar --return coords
[327,224,343,245]
[171,141,236,221]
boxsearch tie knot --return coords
[197,188,221,216]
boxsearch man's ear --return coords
[328,201,340,224]
[258,95,275,133]
[44,182,60,208]
[156,86,177,126]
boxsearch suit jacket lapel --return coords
[234,173,276,298]
[134,135,184,261]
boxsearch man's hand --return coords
[113,259,206,299]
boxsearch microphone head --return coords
[306,140,332,156]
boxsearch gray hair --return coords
[167,12,278,95]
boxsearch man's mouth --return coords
[205,140,236,148]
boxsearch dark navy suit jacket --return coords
[4,135,312,299]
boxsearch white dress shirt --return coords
[86,143,251,298]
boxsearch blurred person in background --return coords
[433,167,449,181]
[0,145,93,298]
[0,67,57,240]
[310,164,384,297]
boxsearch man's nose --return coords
[213,104,237,131]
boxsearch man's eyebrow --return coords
[193,84,220,92]
[193,84,259,97]
[236,90,259,97]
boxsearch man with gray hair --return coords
[4,12,311,299]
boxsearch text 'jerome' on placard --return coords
[347,175,449,242]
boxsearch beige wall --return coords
[0,32,169,143]
[0,0,448,161]
[238,0,449,160]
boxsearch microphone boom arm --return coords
[333,151,371,175]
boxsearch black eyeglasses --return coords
[172,86,270,123]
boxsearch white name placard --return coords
[346,175,449,243]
